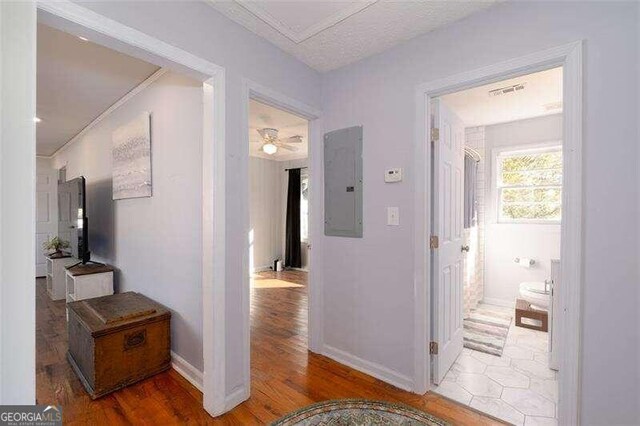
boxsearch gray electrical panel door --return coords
[324,125,363,238]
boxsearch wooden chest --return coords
[67,292,171,399]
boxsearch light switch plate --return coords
[387,207,399,226]
[385,168,402,183]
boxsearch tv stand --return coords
[65,263,114,321]
[46,253,78,301]
[67,259,105,270]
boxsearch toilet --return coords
[518,281,550,310]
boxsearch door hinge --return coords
[431,128,439,142]
[429,341,438,355]
[430,235,439,249]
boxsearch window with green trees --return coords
[496,146,562,223]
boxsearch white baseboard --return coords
[171,351,203,392]
[252,266,309,273]
[482,297,515,308]
[322,344,413,392]
[225,385,249,412]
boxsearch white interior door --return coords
[431,98,466,384]
[35,170,58,276]
[57,181,77,258]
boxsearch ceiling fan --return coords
[257,128,302,155]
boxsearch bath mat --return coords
[463,306,512,356]
[271,399,449,426]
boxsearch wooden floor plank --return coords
[36,272,503,424]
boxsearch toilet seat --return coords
[518,281,550,310]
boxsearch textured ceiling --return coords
[249,99,308,161]
[441,67,563,127]
[37,23,160,156]
[207,0,499,72]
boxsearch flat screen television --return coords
[58,177,90,263]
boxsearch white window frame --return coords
[300,169,310,243]
[492,142,563,225]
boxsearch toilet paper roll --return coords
[515,257,534,268]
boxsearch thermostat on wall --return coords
[385,168,403,183]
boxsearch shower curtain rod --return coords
[464,147,481,162]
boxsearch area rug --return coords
[463,306,512,356]
[271,399,449,426]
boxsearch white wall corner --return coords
[171,351,204,392]
[322,344,414,392]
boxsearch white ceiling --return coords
[441,67,563,127]
[207,0,499,72]
[249,99,308,161]
[37,24,160,156]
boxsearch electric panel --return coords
[324,126,363,238]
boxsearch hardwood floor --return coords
[36,273,503,425]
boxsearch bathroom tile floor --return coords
[433,304,558,426]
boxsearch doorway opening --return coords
[33,2,225,416]
[429,67,564,425]
[246,97,313,394]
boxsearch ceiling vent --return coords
[489,83,526,97]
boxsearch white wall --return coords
[483,114,562,306]
[249,157,282,271]
[249,157,310,272]
[72,0,322,398]
[36,157,53,173]
[53,71,205,371]
[320,2,639,423]
[0,1,36,404]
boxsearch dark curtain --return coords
[464,154,478,229]
[285,168,302,268]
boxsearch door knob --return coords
[461,245,470,253]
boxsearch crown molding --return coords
[51,68,167,158]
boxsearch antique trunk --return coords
[67,292,171,399]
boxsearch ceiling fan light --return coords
[258,128,278,142]
[262,143,278,155]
